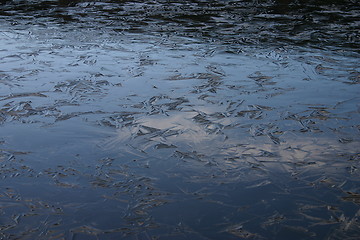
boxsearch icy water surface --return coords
[0,0,359,239]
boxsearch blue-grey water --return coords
[0,0,359,239]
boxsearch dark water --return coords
[0,0,359,239]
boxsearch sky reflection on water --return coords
[0,0,360,239]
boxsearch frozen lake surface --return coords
[0,0,359,239]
